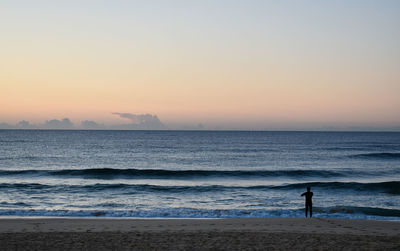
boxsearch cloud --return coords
[43,118,74,129]
[111,112,139,122]
[112,113,160,124]
[80,120,105,130]
[112,112,165,130]
[16,120,37,129]
[0,114,165,130]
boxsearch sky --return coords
[1,0,399,130]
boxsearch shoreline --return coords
[0,215,399,222]
[0,218,399,250]
[1,217,399,235]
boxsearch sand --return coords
[0,218,399,250]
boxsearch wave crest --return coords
[0,206,399,218]
[1,181,399,194]
[0,168,347,179]
[350,152,400,159]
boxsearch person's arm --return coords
[301,192,306,196]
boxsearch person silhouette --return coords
[301,187,313,218]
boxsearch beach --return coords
[0,218,399,250]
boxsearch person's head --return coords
[307,186,311,191]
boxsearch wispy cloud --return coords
[112,113,159,124]
[111,112,165,129]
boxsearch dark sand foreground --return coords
[0,218,399,250]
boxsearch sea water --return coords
[0,130,399,220]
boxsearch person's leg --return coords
[305,203,308,217]
[310,203,312,218]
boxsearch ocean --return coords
[0,130,399,220]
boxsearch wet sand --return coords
[0,218,399,250]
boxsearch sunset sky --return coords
[1,1,399,130]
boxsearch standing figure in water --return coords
[301,187,313,218]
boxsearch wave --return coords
[0,182,52,189]
[0,168,349,179]
[0,206,399,219]
[274,181,400,195]
[0,208,301,218]
[1,181,399,195]
[0,140,34,143]
[350,152,400,159]
[315,206,400,217]
[0,156,63,161]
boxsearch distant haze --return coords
[1,116,399,131]
[1,1,399,130]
